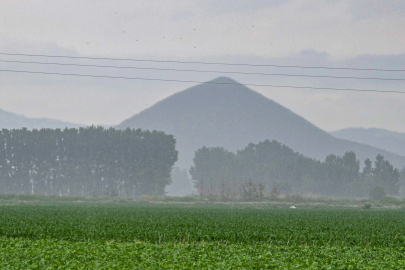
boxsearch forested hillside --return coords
[0,109,82,130]
[331,128,405,157]
[0,127,177,196]
[190,140,401,198]
[118,77,405,169]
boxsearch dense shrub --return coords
[362,202,372,209]
[380,196,402,205]
[370,186,386,201]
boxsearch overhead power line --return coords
[1,59,404,82]
[1,52,404,72]
[0,69,404,94]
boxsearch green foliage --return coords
[0,127,178,197]
[285,193,305,203]
[370,186,386,200]
[238,179,265,201]
[276,182,292,194]
[270,184,281,198]
[2,238,405,269]
[190,140,401,197]
[362,202,372,209]
[0,204,405,268]
[380,196,402,205]
[1,238,405,269]
[400,167,405,197]
[373,154,401,195]
[0,205,405,247]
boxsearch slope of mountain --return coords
[0,109,83,129]
[331,128,405,157]
[117,77,405,169]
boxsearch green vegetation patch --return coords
[1,204,405,268]
[1,238,405,269]
[0,205,405,247]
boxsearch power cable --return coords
[1,59,404,82]
[0,69,404,94]
[1,52,404,72]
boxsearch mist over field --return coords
[1,77,404,199]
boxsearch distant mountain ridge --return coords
[117,77,405,169]
[331,128,405,158]
[0,109,83,130]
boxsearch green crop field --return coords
[0,204,405,269]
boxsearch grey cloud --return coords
[200,0,290,15]
[348,0,405,20]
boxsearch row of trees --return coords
[190,140,401,198]
[0,127,177,197]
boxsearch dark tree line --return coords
[190,140,401,198]
[0,127,177,197]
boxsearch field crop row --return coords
[0,204,404,247]
[1,238,405,269]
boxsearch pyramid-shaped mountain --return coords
[117,77,405,169]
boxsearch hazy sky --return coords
[1,0,405,132]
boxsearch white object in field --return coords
[290,206,296,209]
